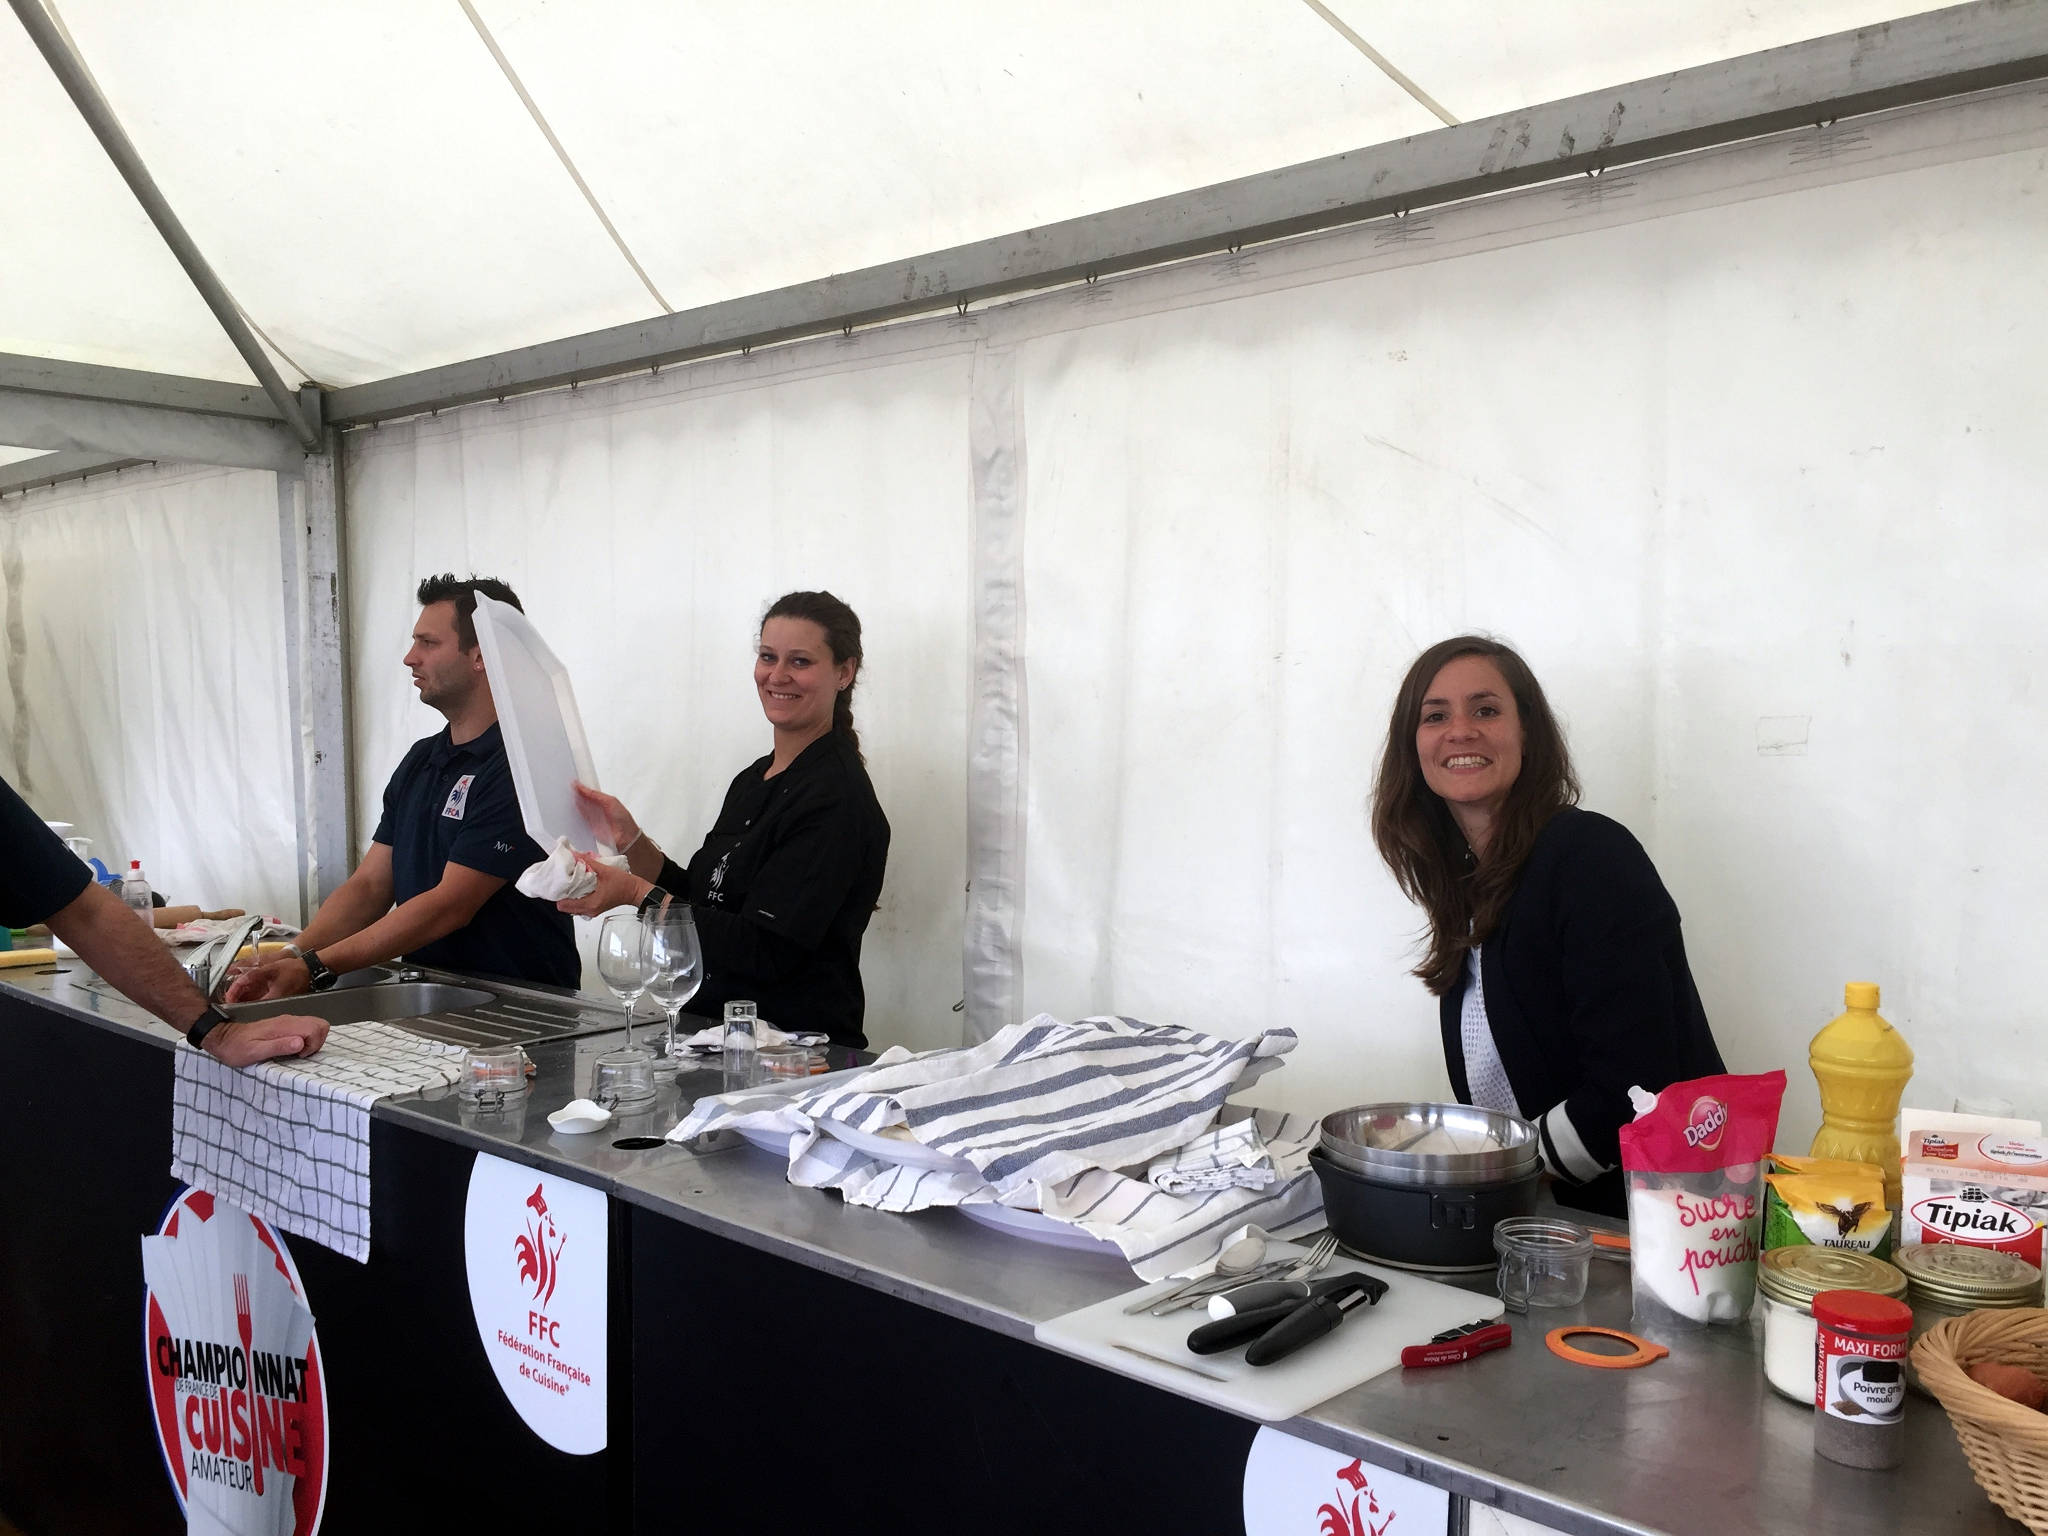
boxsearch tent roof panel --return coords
[1322,0,1951,125]
[51,0,660,386]
[0,21,258,382]
[0,0,1975,395]
[473,0,1440,316]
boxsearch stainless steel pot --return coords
[1319,1101,1538,1188]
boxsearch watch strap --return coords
[302,950,337,992]
[186,1003,232,1052]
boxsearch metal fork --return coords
[1150,1233,1340,1315]
[1283,1232,1338,1279]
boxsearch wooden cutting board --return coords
[1035,1242,1505,1423]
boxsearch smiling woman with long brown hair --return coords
[1371,635,1724,1216]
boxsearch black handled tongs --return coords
[1184,1272,1389,1367]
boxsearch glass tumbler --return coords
[459,1046,529,1110]
[590,1047,658,1110]
[1493,1218,1595,1312]
[722,1000,760,1093]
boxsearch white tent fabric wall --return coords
[0,464,299,920]
[342,347,974,1051]
[992,85,2048,1150]
[330,80,2048,1131]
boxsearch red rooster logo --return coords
[1318,1460,1395,1536]
[513,1184,566,1306]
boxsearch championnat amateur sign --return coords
[464,1153,607,1454]
[141,1186,328,1536]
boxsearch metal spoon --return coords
[1121,1233,1268,1315]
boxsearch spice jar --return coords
[1892,1242,2043,1392]
[1811,1289,1913,1470]
[1755,1247,1906,1404]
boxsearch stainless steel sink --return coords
[228,982,495,1026]
[222,976,628,1049]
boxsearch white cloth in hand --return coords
[676,1020,828,1051]
[515,836,625,901]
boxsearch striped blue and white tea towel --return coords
[1147,1115,1279,1195]
[670,1013,1295,1199]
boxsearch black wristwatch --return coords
[301,950,338,992]
[636,885,673,920]
[186,1003,232,1053]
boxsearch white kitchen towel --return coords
[1147,1114,1279,1194]
[669,1020,1314,1273]
[514,836,626,901]
[170,1023,467,1262]
[770,1108,1322,1278]
[675,1014,1295,1196]
[1033,1109,1325,1278]
[676,1019,830,1052]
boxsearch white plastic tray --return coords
[471,594,605,852]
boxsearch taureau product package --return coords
[1762,1154,1894,1258]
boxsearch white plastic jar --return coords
[1755,1246,1907,1404]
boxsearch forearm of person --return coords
[291,859,396,952]
[311,876,498,975]
[623,837,672,884]
[46,881,211,1029]
[691,904,819,981]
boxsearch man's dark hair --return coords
[416,574,523,650]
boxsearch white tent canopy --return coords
[7,1,2048,1143]
[3,0,1943,399]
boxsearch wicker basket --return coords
[1913,1307,2048,1534]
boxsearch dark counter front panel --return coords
[629,1205,1261,1536]
[0,988,620,1535]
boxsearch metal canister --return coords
[1756,1247,1907,1404]
[1893,1243,2043,1392]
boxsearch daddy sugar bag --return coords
[1619,1070,1787,1328]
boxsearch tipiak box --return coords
[1901,1130,2048,1269]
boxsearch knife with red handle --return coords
[1401,1319,1512,1367]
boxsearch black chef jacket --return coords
[0,773,92,928]
[371,723,579,988]
[655,731,889,1048]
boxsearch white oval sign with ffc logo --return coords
[464,1153,607,1454]
[1241,1428,1448,1536]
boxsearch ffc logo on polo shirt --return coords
[443,774,477,820]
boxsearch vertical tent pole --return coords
[276,434,353,918]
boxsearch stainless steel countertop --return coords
[3,964,2023,1536]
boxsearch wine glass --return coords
[645,906,704,1059]
[596,912,654,1053]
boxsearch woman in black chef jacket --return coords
[561,591,889,1048]
[1369,635,1724,1217]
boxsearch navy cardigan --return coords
[1438,808,1725,1218]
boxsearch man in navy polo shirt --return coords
[229,575,579,1000]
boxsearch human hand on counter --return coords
[572,782,641,853]
[556,852,653,917]
[203,1013,331,1067]
[223,956,312,1003]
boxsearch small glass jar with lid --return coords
[1756,1246,1907,1404]
[1892,1242,2043,1392]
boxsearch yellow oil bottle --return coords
[1808,981,1914,1207]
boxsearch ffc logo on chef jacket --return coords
[443,774,476,820]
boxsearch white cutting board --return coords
[1035,1243,1504,1423]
